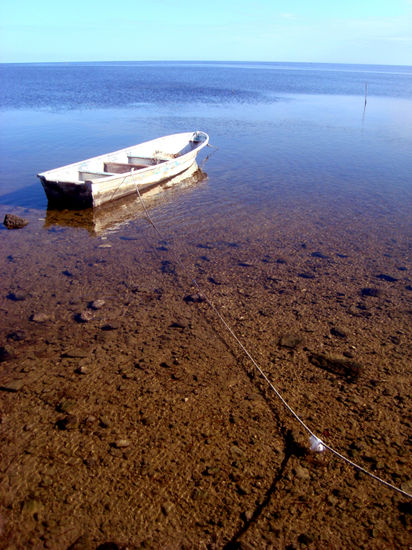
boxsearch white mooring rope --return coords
[134,180,412,500]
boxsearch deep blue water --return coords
[1,61,412,111]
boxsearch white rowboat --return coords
[37,131,209,208]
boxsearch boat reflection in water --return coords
[44,163,207,236]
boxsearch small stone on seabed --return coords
[184,293,205,303]
[30,312,51,323]
[0,346,13,362]
[7,330,26,342]
[161,502,174,516]
[56,414,78,430]
[3,213,29,229]
[113,439,130,448]
[361,287,382,297]
[0,379,24,392]
[77,310,94,323]
[279,334,302,349]
[101,322,120,330]
[241,509,254,523]
[7,292,27,301]
[76,365,89,375]
[330,326,347,338]
[295,465,310,480]
[89,299,105,310]
[22,498,43,517]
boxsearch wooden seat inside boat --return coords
[127,155,169,165]
[103,162,147,174]
[78,170,116,181]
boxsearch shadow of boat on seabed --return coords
[44,163,207,236]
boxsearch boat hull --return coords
[38,131,209,208]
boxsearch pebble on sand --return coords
[76,365,89,375]
[309,352,361,381]
[113,439,131,449]
[77,310,94,323]
[89,299,106,310]
[7,291,27,301]
[361,287,382,297]
[0,346,13,362]
[30,312,52,323]
[0,379,24,392]
[184,294,206,304]
[278,334,302,349]
[56,414,79,430]
[3,213,29,229]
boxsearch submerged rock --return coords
[376,273,398,283]
[113,439,131,449]
[21,498,43,518]
[278,334,303,349]
[7,330,26,342]
[184,293,206,304]
[0,346,13,362]
[3,213,29,229]
[56,414,78,430]
[30,312,51,323]
[0,379,23,392]
[309,352,361,381]
[298,272,315,279]
[330,326,348,338]
[311,251,329,259]
[76,310,94,323]
[361,287,382,297]
[89,299,105,310]
[6,292,27,301]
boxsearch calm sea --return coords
[0,61,411,211]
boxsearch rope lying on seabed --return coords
[134,181,411,500]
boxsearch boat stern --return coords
[38,176,93,208]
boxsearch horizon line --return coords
[1,59,412,68]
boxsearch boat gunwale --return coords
[37,131,209,185]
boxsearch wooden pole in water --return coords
[364,82,368,108]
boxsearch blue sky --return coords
[1,0,411,64]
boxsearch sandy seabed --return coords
[0,191,411,549]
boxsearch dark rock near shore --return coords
[0,345,13,362]
[76,310,94,323]
[89,299,105,310]
[161,260,176,275]
[30,312,52,323]
[309,352,361,381]
[361,287,382,297]
[0,379,24,392]
[376,273,398,283]
[101,321,120,330]
[278,334,303,349]
[3,213,29,229]
[184,293,206,304]
[311,251,329,259]
[7,330,26,341]
[6,292,27,301]
[298,272,315,279]
[330,326,348,338]
[56,414,78,430]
